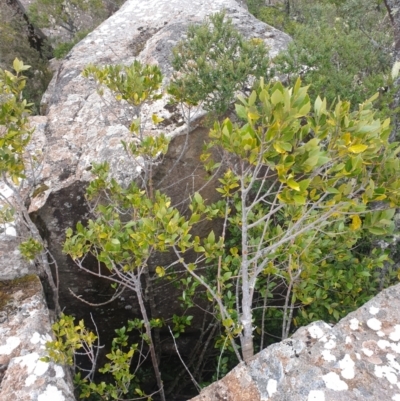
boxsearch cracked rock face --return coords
[190,282,400,401]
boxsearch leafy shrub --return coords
[168,11,269,118]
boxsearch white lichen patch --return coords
[378,340,391,350]
[387,354,400,374]
[30,332,52,347]
[322,350,336,362]
[31,332,43,344]
[377,340,400,354]
[309,325,325,339]
[392,395,400,401]
[339,354,355,379]
[369,306,380,315]
[15,352,49,376]
[267,379,277,396]
[324,338,337,350]
[350,318,360,331]
[25,374,37,386]
[345,336,352,344]
[38,384,65,401]
[54,365,65,378]
[389,325,400,342]
[0,336,21,355]
[35,359,50,376]
[4,224,17,237]
[374,364,398,385]
[377,331,386,337]
[362,348,374,357]
[322,372,348,391]
[308,390,325,401]
[367,318,382,331]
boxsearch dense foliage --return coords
[169,12,269,118]
[251,0,392,110]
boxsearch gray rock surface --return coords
[190,282,400,401]
[0,275,75,401]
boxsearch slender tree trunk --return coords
[144,269,161,364]
[240,178,254,362]
[134,275,166,401]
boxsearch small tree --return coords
[197,78,400,361]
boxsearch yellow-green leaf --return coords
[152,113,164,124]
[348,144,368,154]
[287,178,300,191]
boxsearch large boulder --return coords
[190,282,400,401]
[37,0,290,201]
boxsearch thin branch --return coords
[168,326,201,393]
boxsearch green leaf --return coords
[248,90,257,107]
[293,194,306,205]
[235,104,247,120]
[207,231,215,245]
[368,227,386,235]
[194,192,203,204]
[271,88,283,105]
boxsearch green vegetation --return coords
[168,12,269,118]
[27,0,124,36]
[0,59,34,182]
[252,0,392,109]
[2,4,400,400]
[0,0,126,113]
[0,3,52,114]
[43,314,152,400]
[27,0,126,63]
[53,13,399,393]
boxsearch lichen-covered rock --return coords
[190,282,400,401]
[36,0,291,207]
[0,275,75,401]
